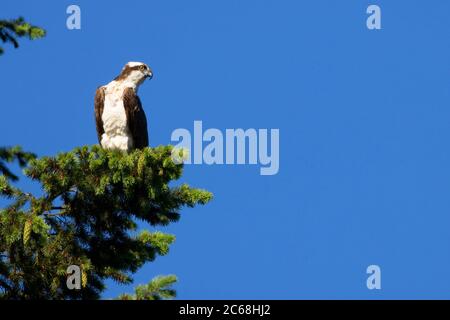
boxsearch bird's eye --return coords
[139,65,146,71]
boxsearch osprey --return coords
[94,62,153,152]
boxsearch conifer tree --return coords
[0,145,212,299]
[118,274,178,300]
[0,17,45,54]
[0,146,36,181]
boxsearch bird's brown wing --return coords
[123,87,149,149]
[94,86,106,144]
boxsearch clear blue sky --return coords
[2,0,450,299]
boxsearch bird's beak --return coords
[146,70,153,80]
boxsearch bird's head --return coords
[115,61,153,86]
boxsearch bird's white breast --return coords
[101,81,133,151]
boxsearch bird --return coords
[94,62,153,152]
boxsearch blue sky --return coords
[2,0,450,299]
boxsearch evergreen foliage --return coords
[0,146,36,181]
[118,274,177,300]
[0,17,45,54]
[0,145,212,299]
